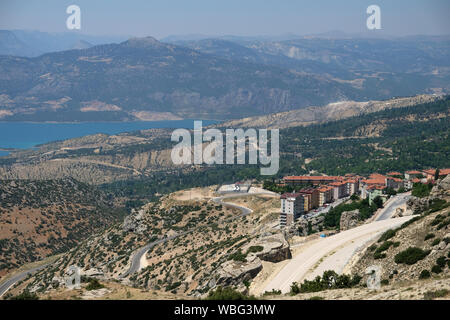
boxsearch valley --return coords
[1,174,449,300]
[0,77,449,302]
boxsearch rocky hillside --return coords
[0,36,361,122]
[350,176,450,286]
[216,94,441,129]
[0,178,125,277]
[1,35,448,122]
[4,190,288,298]
[0,129,174,185]
[0,95,448,188]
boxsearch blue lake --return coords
[0,120,219,156]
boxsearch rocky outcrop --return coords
[407,197,434,214]
[407,175,450,213]
[214,254,263,288]
[123,208,147,234]
[290,215,325,236]
[340,209,360,231]
[247,233,291,263]
[391,207,406,218]
[430,175,450,199]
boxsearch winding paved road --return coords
[374,193,411,221]
[0,263,49,297]
[0,192,263,295]
[119,192,275,278]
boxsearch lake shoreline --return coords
[0,120,220,153]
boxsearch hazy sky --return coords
[1,0,449,38]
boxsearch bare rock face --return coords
[407,175,450,213]
[392,207,405,218]
[215,254,263,288]
[430,175,450,199]
[292,215,325,236]
[122,208,147,234]
[407,197,433,214]
[340,209,360,231]
[247,233,291,263]
[82,268,104,278]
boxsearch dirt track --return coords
[261,216,413,294]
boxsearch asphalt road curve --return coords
[120,193,262,278]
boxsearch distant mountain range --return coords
[0,30,128,57]
[0,31,449,122]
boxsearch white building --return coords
[280,192,304,227]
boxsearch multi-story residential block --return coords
[299,188,319,209]
[360,174,386,192]
[344,179,359,196]
[317,186,333,206]
[367,186,386,206]
[283,176,342,186]
[302,194,309,212]
[329,181,346,199]
[403,179,413,190]
[330,184,340,201]
[422,168,450,181]
[280,192,305,227]
[386,177,403,190]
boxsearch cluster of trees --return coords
[262,180,294,193]
[290,270,361,294]
[280,97,450,176]
[206,286,256,300]
[412,182,433,198]
[323,197,381,229]
[102,98,449,205]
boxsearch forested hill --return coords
[1,35,449,122]
[280,96,450,175]
[0,97,448,203]
[0,178,126,276]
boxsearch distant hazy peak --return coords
[71,39,93,50]
[123,36,165,48]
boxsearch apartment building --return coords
[386,177,403,190]
[299,188,319,210]
[367,186,387,206]
[344,179,359,196]
[283,176,341,186]
[317,186,333,206]
[422,168,450,181]
[405,170,423,180]
[329,181,347,199]
[280,192,305,227]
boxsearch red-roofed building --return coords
[343,179,359,196]
[386,172,402,177]
[329,181,347,200]
[405,170,422,180]
[422,168,450,181]
[299,188,320,210]
[283,176,342,186]
[317,186,333,206]
[386,177,403,190]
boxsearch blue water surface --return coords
[0,120,218,156]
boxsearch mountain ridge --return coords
[0,35,448,122]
